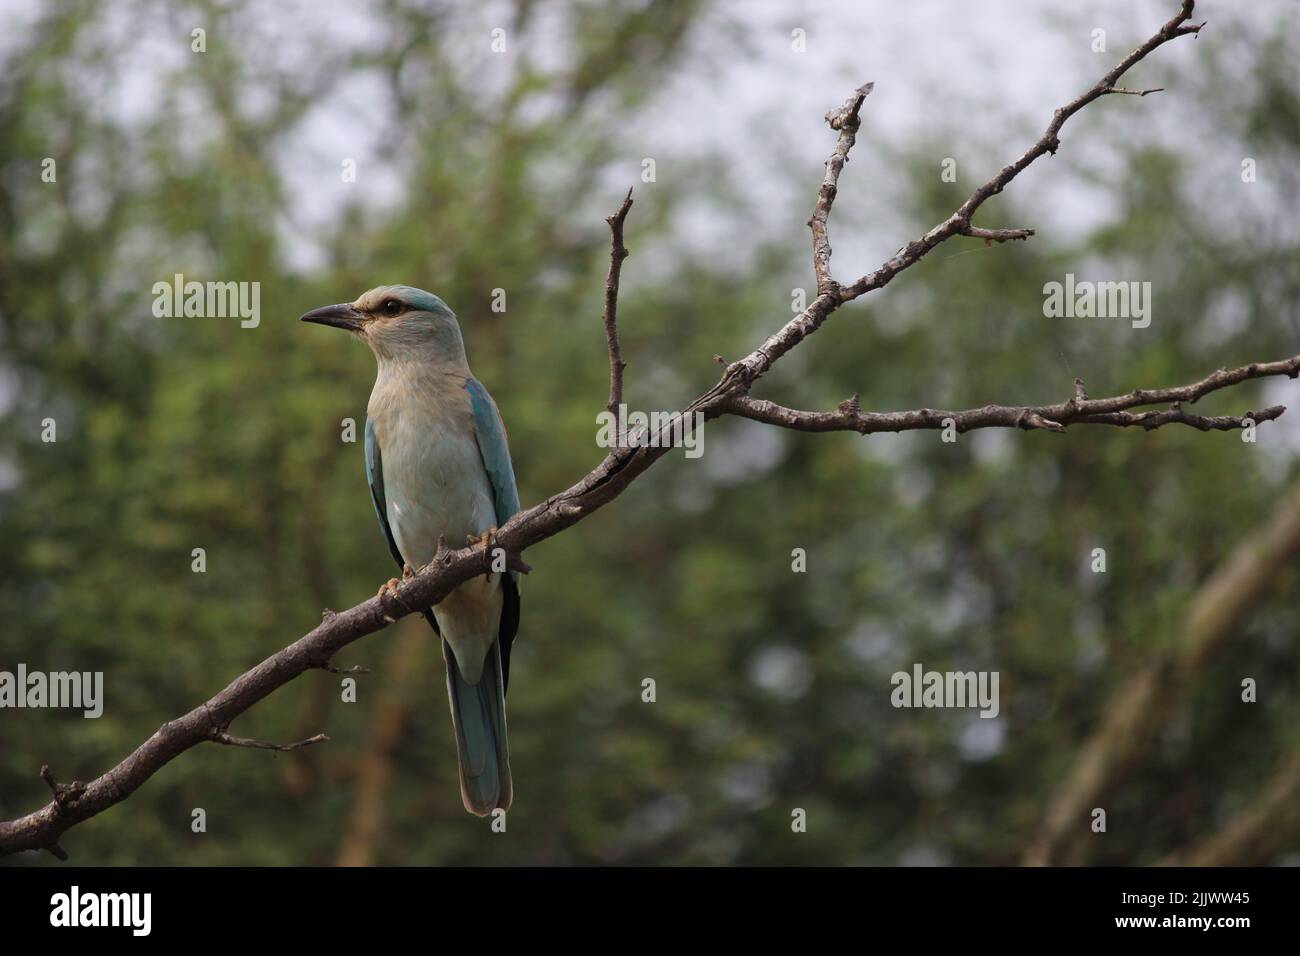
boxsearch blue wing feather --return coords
[464,378,522,693]
[464,378,520,526]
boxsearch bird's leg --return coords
[402,563,415,579]
[466,529,502,577]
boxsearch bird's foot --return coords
[377,577,401,600]
[466,528,498,550]
[402,563,415,580]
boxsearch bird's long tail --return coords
[442,638,512,816]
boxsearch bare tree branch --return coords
[2,0,1286,861]
[706,0,1205,399]
[724,357,1300,436]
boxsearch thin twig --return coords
[602,187,634,433]
[959,225,1035,244]
[209,731,331,752]
[809,82,873,294]
[1104,86,1165,96]
[39,764,85,808]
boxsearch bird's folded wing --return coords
[365,415,407,570]
[464,378,521,526]
[464,377,522,691]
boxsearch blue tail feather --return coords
[443,639,512,816]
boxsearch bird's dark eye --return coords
[383,298,403,316]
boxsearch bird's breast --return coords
[368,373,496,568]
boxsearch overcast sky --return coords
[5,1,1279,256]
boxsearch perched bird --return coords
[302,286,520,816]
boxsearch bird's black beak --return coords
[300,303,365,332]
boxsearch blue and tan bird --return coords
[302,286,520,816]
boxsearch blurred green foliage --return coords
[0,1,1297,865]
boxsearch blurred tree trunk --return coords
[1027,479,1300,865]
[336,624,427,867]
[1159,750,1300,866]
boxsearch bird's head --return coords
[300,285,465,364]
